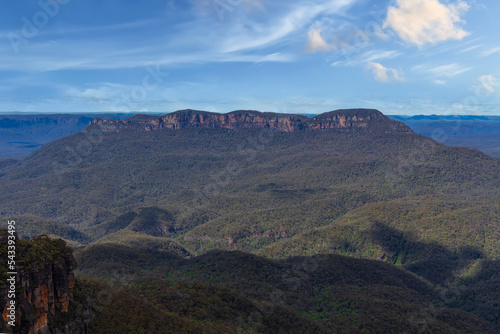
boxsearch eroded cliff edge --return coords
[0,231,85,334]
[90,109,414,134]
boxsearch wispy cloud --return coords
[0,37,295,72]
[480,46,500,57]
[64,83,133,102]
[1,0,357,72]
[219,0,356,53]
[331,49,402,67]
[419,36,482,58]
[190,0,265,19]
[383,0,470,47]
[475,75,497,94]
[36,19,159,37]
[241,0,266,13]
[412,63,472,78]
[458,44,481,53]
[368,62,405,83]
[1,0,499,115]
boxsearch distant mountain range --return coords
[389,115,500,158]
[1,112,499,158]
[0,113,137,158]
[1,109,499,332]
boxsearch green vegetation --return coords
[97,230,191,258]
[12,232,495,333]
[0,215,90,244]
[74,246,496,333]
[1,111,500,331]
[1,121,498,242]
[15,234,73,270]
[260,194,500,260]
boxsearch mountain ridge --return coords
[90,108,414,133]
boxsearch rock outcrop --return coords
[0,232,84,334]
[90,109,414,134]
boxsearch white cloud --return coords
[434,79,447,85]
[306,28,335,52]
[383,0,470,47]
[368,62,405,83]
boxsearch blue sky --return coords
[1,0,499,115]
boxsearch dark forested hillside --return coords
[74,247,497,333]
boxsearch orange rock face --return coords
[90,109,413,134]
[0,237,77,334]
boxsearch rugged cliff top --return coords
[90,108,413,133]
[0,231,78,333]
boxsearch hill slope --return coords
[74,243,497,333]
[0,109,498,236]
[1,108,500,330]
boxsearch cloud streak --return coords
[0,38,295,72]
[413,63,472,78]
[331,49,401,67]
[480,46,500,57]
[476,75,497,95]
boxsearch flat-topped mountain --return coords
[90,108,414,133]
[1,107,498,234]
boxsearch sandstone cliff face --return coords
[18,256,76,334]
[90,109,414,134]
[0,233,84,334]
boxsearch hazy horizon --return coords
[1,110,500,117]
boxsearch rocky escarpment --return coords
[90,109,414,134]
[0,231,86,334]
